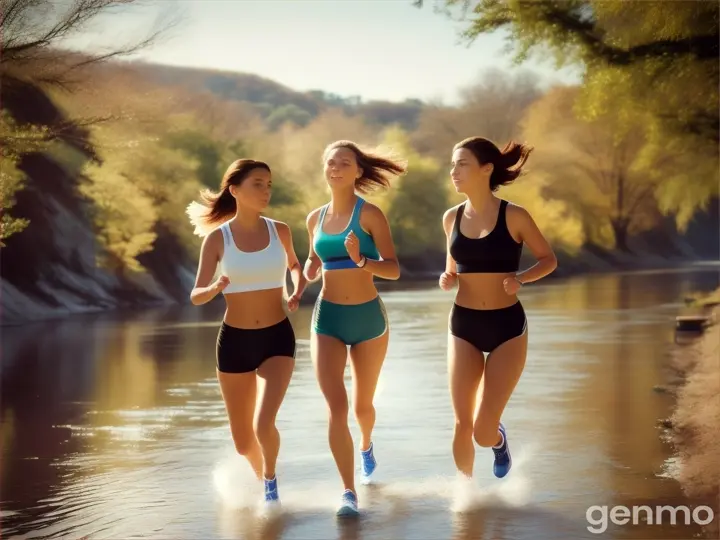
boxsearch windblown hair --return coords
[186,159,270,237]
[324,140,407,194]
[454,137,533,191]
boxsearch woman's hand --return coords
[304,257,321,282]
[287,291,302,312]
[439,271,457,291]
[344,231,361,264]
[503,276,523,295]
[213,275,230,292]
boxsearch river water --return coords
[1,267,718,540]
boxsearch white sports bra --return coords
[218,218,287,294]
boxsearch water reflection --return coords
[1,267,717,539]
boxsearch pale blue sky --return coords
[64,0,581,104]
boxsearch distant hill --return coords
[129,62,425,130]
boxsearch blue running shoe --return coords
[360,442,377,483]
[336,489,359,517]
[264,476,280,505]
[492,422,512,478]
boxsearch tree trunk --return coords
[611,218,631,252]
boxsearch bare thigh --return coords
[255,356,295,427]
[348,330,388,412]
[448,336,484,430]
[216,370,257,453]
[311,333,349,410]
[475,330,528,433]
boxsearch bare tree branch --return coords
[1,0,181,91]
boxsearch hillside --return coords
[129,61,425,131]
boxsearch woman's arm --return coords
[304,209,322,283]
[190,229,227,305]
[509,205,558,286]
[275,221,307,299]
[348,204,400,280]
[442,207,458,275]
[437,206,459,290]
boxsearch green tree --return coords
[383,126,450,257]
[418,0,719,228]
[267,104,313,131]
[163,129,225,189]
[0,0,176,244]
[0,112,49,246]
[80,161,158,272]
[522,86,663,251]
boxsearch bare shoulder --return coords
[505,201,533,225]
[268,218,291,240]
[306,206,324,230]
[205,227,224,246]
[358,201,390,235]
[443,203,463,234]
[360,201,387,221]
[504,201,536,243]
[202,227,225,258]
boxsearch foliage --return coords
[4,45,717,273]
[0,112,50,246]
[80,161,158,271]
[423,0,719,229]
[412,68,542,162]
[522,85,666,250]
[382,126,450,257]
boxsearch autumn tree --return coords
[418,0,719,228]
[522,85,665,250]
[412,68,542,162]
[0,113,49,246]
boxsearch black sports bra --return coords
[449,199,523,273]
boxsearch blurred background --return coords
[1,1,719,539]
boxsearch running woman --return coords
[440,137,557,480]
[304,140,406,516]
[187,158,306,507]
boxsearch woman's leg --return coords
[217,369,264,478]
[254,355,295,480]
[473,329,528,477]
[348,329,388,476]
[311,332,355,493]
[448,335,484,477]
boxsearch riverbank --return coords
[2,250,717,327]
[664,288,719,536]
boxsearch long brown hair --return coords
[186,159,270,236]
[454,137,533,191]
[324,140,407,193]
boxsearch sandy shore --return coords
[667,288,719,536]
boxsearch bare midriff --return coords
[455,272,519,310]
[222,287,287,328]
[319,268,378,305]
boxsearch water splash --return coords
[212,454,262,511]
[449,443,535,513]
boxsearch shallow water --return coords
[2,266,718,539]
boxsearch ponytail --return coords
[186,158,271,237]
[491,141,534,190]
[453,137,534,191]
[186,187,236,237]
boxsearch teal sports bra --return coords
[313,197,380,270]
